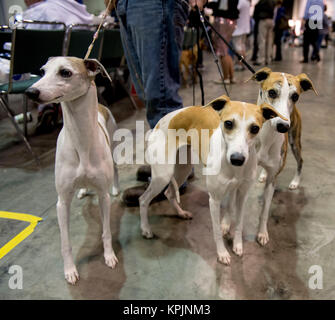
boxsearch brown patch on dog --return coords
[168,106,220,164]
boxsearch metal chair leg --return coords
[0,96,41,167]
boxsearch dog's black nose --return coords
[276,122,289,133]
[230,153,245,166]
[25,87,40,101]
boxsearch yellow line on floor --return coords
[0,211,42,260]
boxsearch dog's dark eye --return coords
[224,120,234,130]
[291,93,299,102]
[250,125,260,134]
[59,69,72,78]
[268,89,277,99]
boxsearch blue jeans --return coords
[116,0,188,128]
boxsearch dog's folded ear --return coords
[261,103,288,121]
[246,67,272,83]
[84,59,113,84]
[296,73,318,95]
[206,95,230,112]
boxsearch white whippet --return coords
[25,57,119,284]
[139,95,286,264]
[248,67,317,246]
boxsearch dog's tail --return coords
[171,177,180,204]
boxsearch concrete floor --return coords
[0,46,335,300]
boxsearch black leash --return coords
[195,24,205,105]
[195,6,230,97]
[196,7,256,75]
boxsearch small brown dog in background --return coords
[179,40,206,87]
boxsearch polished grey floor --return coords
[0,45,334,299]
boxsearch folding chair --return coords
[0,23,65,164]
[99,27,138,109]
[64,24,102,59]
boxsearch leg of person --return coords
[117,0,188,205]
[301,21,310,62]
[257,19,266,65]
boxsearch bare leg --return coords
[98,192,118,268]
[57,190,79,284]
[209,195,231,265]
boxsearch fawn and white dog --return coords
[25,57,119,284]
[139,95,285,264]
[248,67,317,246]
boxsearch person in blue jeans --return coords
[105,0,207,205]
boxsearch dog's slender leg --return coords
[112,165,119,196]
[57,191,79,285]
[221,188,236,236]
[232,184,251,256]
[209,195,231,265]
[288,129,303,190]
[164,146,193,219]
[258,168,267,183]
[98,192,118,268]
[257,166,278,246]
[139,165,174,238]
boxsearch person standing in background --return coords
[207,0,239,84]
[22,0,109,29]
[300,0,324,63]
[232,0,251,71]
[273,0,287,61]
[253,0,275,66]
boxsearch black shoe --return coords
[122,182,187,207]
[299,59,308,63]
[136,165,195,182]
[136,165,151,182]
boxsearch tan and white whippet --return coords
[139,95,286,264]
[25,57,119,284]
[249,67,317,246]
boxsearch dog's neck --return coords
[60,82,99,161]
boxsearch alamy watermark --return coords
[308,265,323,290]
[8,265,23,290]
[308,5,324,30]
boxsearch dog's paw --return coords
[178,210,193,220]
[105,253,118,269]
[257,231,269,246]
[258,172,267,183]
[142,229,154,239]
[233,242,243,256]
[77,188,89,199]
[64,266,79,285]
[111,186,119,196]
[289,179,300,190]
[217,251,231,265]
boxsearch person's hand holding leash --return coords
[190,0,207,10]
